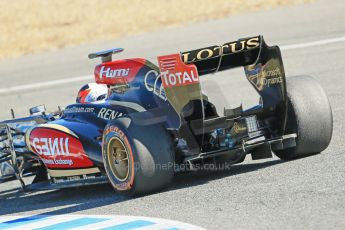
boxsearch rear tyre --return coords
[102,117,174,195]
[275,76,333,160]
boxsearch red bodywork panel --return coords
[27,128,94,169]
[94,58,146,85]
[157,54,199,88]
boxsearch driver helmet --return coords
[76,83,107,104]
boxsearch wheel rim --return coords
[107,137,130,182]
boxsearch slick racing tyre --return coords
[102,117,174,195]
[275,76,333,160]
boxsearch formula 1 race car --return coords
[0,36,333,195]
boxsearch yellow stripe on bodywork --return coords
[25,126,36,152]
[48,167,100,177]
[38,124,79,138]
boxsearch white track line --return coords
[0,36,344,95]
[0,75,93,94]
[280,36,345,50]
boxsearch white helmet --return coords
[76,83,107,104]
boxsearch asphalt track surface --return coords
[0,0,344,229]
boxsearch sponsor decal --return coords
[42,158,73,166]
[28,128,94,169]
[144,70,168,101]
[246,63,283,90]
[160,69,198,88]
[158,54,199,88]
[64,106,95,113]
[182,36,260,63]
[98,108,123,120]
[104,126,125,138]
[32,137,70,156]
[94,58,146,85]
[99,66,130,79]
[232,122,247,134]
[263,76,283,86]
[264,67,281,78]
[53,174,97,183]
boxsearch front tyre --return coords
[102,117,175,195]
[275,76,333,160]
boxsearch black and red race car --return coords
[0,36,333,195]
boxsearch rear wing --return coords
[180,35,287,109]
[157,35,288,135]
[181,36,283,75]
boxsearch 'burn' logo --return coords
[32,137,70,156]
